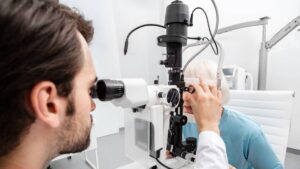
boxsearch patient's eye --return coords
[183,86,195,93]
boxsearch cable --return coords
[202,36,218,54]
[124,24,166,55]
[187,36,202,40]
[183,0,219,72]
[183,38,208,52]
[183,36,215,53]
[150,156,173,169]
[190,7,218,55]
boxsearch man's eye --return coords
[89,85,97,98]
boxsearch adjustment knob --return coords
[160,60,168,65]
[186,137,197,146]
[167,88,180,107]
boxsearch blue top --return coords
[183,107,283,169]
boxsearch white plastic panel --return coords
[124,108,151,168]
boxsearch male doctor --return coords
[0,0,228,169]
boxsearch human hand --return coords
[229,164,236,169]
[183,81,222,134]
[165,150,173,159]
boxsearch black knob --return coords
[167,88,180,107]
[186,137,197,145]
[158,92,164,98]
[173,115,187,125]
[181,115,187,125]
[160,60,168,65]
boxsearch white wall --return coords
[164,0,300,149]
[61,0,167,140]
[112,0,167,84]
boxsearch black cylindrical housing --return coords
[164,0,189,41]
[164,1,189,26]
[166,43,182,68]
[158,1,189,70]
[96,79,124,101]
[166,23,188,38]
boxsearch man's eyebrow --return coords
[94,77,98,83]
[90,77,98,86]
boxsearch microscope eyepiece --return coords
[96,79,125,101]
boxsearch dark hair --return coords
[0,0,94,156]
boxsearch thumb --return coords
[217,90,222,101]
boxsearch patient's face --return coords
[183,92,193,114]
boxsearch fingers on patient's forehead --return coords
[200,82,210,92]
[209,85,217,96]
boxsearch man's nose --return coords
[91,100,96,111]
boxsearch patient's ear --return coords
[30,81,66,128]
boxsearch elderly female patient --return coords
[183,59,283,169]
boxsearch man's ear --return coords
[30,81,66,128]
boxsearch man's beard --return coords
[57,98,92,154]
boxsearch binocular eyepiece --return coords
[93,79,125,101]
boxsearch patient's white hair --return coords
[184,59,230,104]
